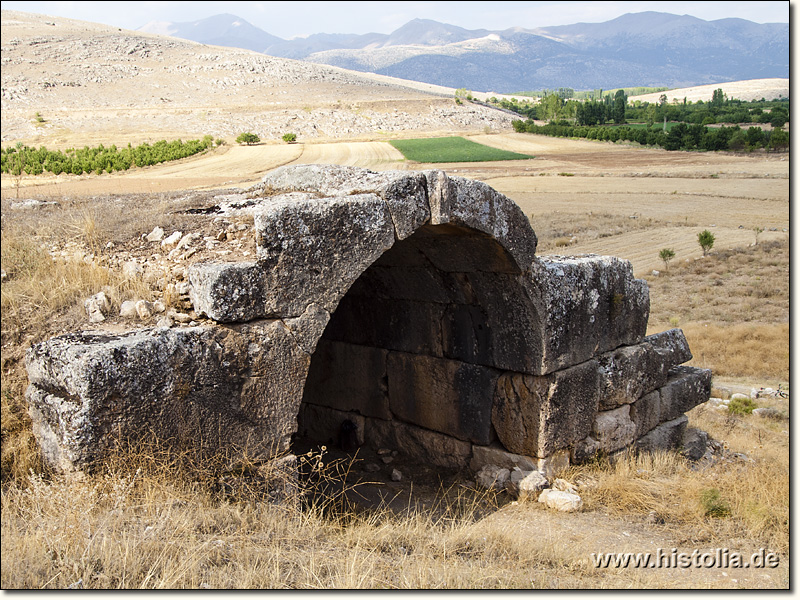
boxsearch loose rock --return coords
[538,489,583,512]
[119,300,138,318]
[145,227,165,242]
[84,292,111,323]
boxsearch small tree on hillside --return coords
[659,248,676,271]
[282,133,297,143]
[236,132,260,145]
[698,230,715,256]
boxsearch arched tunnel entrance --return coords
[294,222,541,471]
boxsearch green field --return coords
[389,137,533,163]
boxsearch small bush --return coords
[659,248,676,271]
[700,488,731,517]
[282,133,297,143]
[728,396,757,415]
[698,229,715,256]
[236,132,260,145]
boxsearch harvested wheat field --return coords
[0,9,790,591]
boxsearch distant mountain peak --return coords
[136,11,788,94]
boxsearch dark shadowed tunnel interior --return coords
[295,223,542,470]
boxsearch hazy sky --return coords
[2,1,791,38]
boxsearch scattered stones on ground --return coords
[538,489,583,512]
[391,469,402,482]
[119,300,138,318]
[145,226,165,242]
[84,291,111,323]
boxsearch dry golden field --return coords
[0,9,790,590]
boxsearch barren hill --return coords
[628,78,789,104]
[0,10,512,148]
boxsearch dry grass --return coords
[645,240,789,327]
[644,239,789,382]
[533,211,671,253]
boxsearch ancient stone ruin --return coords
[25,165,711,476]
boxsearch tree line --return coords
[1,135,214,176]
[489,89,789,128]
[511,120,789,152]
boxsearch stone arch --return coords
[188,165,546,469]
[25,165,711,475]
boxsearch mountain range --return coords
[138,12,789,93]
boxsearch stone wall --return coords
[25,165,711,474]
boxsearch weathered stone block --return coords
[537,449,571,477]
[629,390,661,439]
[261,164,430,241]
[364,418,472,469]
[448,176,538,269]
[190,194,397,322]
[25,321,308,471]
[302,340,390,420]
[284,303,330,355]
[526,255,649,375]
[188,261,268,323]
[323,294,446,356]
[469,444,538,473]
[593,405,637,453]
[492,360,599,457]
[461,271,543,373]
[634,415,688,454]
[387,353,498,445]
[659,366,713,423]
[571,436,601,464]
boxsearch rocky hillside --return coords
[0,10,513,147]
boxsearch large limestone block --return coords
[448,176,538,268]
[526,255,650,375]
[457,271,544,373]
[596,328,692,410]
[593,404,637,453]
[634,415,689,454]
[322,293,446,356]
[469,444,538,473]
[629,390,661,439]
[658,365,713,422]
[190,193,396,322]
[25,321,309,471]
[492,360,599,457]
[364,417,472,469]
[302,339,391,420]
[387,352,499,445]
[261,164,430,241]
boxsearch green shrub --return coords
[700,488,731,517]
[728,396,757,415]
[659,248,676,271]
[282,133,297,143]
